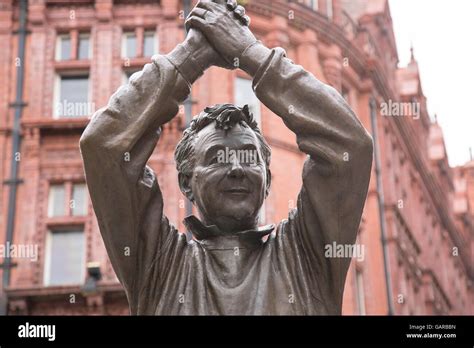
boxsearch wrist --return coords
[183,33,216,71]
[166,40,210,86]
[239,41,272,77]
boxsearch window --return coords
[297,0,318,11]
[234,77,261,126]
[326,0,333,19]
[355,269,366,315]
[55,75,90,118]
[56,34,71,60]
[48,184,66,217]
[71,183,87,216]
[122,29,157,58]
[143,31,156,57]
[78,33,90,60]
[45,183,87,286]
[56,31,91,61]
[54,30,91,118]
[48,183,88,217]
[123,31,137,58]
[44,229,85,286]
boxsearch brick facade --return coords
[0,0,473,315]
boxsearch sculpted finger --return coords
[185,9,208,32]
[210,0,227,5]
[196,1,212,9]
[196,1,223,13]
[186,7,208,20]
[200,0,225,5]
[234,4,246,17]
[226,0,237,11]
[241,15,251,26]
[185,16,208,34]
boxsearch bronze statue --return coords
[80,0,373,315]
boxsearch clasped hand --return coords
[182,0,258,72]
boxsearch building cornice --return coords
[5,282,124,298]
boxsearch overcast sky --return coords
[388,0,474,167]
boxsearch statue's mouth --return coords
[224,187,250,194]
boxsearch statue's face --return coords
[188,122,268,232]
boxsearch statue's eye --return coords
[242,152,260,166]
[209,157,219,165]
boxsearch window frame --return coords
[122,30,138,59]
[55,33,72,61]
[297,0,319,11]
[326,0,333,20]
[55,30,92,61]
[47,184,67,218]
[121,27,158,59]
[71,183,88,217]
[77,32,92,60]
[46,181,89,218]
[143,30,158,57]
[43,227,86,286]
[53,71,91,119]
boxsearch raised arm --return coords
[246,45,373,312]
[188,2,373,312]
[79,29,221,304]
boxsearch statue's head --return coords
[175,104,271,233]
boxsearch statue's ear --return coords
[178,172,194,202]
[265,168,272,198]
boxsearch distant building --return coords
[0,0,472,315]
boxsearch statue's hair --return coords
[174,103,272,178]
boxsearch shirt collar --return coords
[183,215,275,247]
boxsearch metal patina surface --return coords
[80,0,373,315]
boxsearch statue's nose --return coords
[228,159,244,178]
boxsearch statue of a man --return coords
[80,0,373,315]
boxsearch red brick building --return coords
[0,0,473,315]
